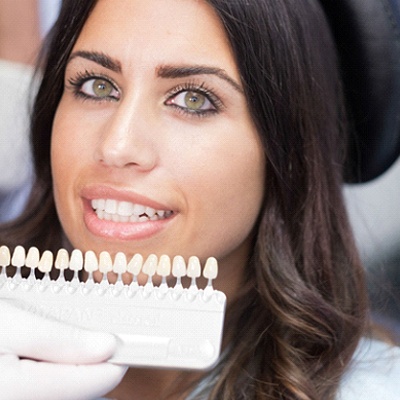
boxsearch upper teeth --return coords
[91,199,171,222]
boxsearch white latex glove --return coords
[0,299,127,400]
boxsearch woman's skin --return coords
[51,0,265,397]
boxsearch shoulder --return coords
[337,338,400,400]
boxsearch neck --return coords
[106,368,203,400]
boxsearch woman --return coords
[1,0,396,399]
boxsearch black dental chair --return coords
[321,0,400,339]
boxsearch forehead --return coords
[73,0,238,75]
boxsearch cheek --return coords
[51,101,94,185]
[51,112,68,199]
[52,109,72,188]
[51,113,70,230]
[50,104,86,225]
[174,128,265,259]
[209,151,265,244]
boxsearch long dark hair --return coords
[1,0,368,399]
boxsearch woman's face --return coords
[51,0,265,289]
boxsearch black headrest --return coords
[320,0,400,182]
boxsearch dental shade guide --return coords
[0,245,226,370]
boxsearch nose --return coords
[94,100,158,171]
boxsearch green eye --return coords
[92,79,114,98]
[167,90,216,114]
[80,77,120,100]
[184,91,206,110]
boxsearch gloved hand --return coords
[0,299,127,400]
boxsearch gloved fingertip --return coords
[78,330,119,363]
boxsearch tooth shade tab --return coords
[99,251,113,273]
[84,251,98,272]
[203,257,218,280]
[69,249,83,271]
[157,255,171,277]
[0,245,220,292]
[113,252,127,274]
[0,247,227,371]
[55,249,68,284]
[0,246,11,267]
[25,247,40,269]
[172,256,186,278]
[187,256,201,279]
[143,254,157,277]
[11,246,25,268]
[127,254,143,275]
[38,250,53,273]
[55,249,69,270]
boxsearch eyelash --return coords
[67,70,120,102]
[66,72,224,117]
[164,82,224,118]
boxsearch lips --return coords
[81,185,175,240]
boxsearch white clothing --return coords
[338,339,400,399]
[186,338,400,399]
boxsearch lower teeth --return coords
[95,210,170,222]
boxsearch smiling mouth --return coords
[91,199,174,223]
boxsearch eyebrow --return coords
[67,51,243,94]
[156,65,244,94]
[68,50,122,73]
